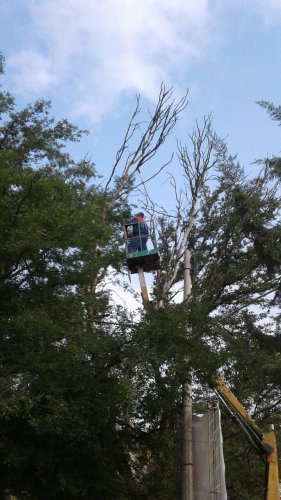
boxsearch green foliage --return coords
[0,82,134,498]
[152,142,281,497]
[0,53,4,75]
[258,100,281,179]
[1,66,281,499]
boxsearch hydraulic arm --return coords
[213,377,280,500]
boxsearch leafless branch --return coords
[156,116,224,304]
[120,155,174,197]
[104,83,188,213]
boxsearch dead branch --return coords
[155,116,226,304]
[104,83,188,213]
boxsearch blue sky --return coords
[1,0,281,202]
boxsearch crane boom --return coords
[212,376,280,499]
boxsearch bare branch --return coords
[104,83,188,213]
[155,116,226,304]
[119,155,174,197]
[104,96,141,193]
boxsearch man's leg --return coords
[128,237,139,253]
[140,236,148,251]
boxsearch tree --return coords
[0,77,132,498]
[0,57,189,498]
[128,112,281,498]
[2,47,281,497]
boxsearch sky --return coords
[1,1,281,167]
[1,0,281,303]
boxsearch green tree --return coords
[0,56,188,498]
[134,116,281,498]
[0,61,133,497]
[2,49,281,498]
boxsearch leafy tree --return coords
[0,55,189,498]
[2,47,281,498]
[0,59,132,498]
[137,116,281,498]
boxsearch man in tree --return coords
[126,212,149,252]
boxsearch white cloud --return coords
[8,0,220,122]
[7,0,281,123]
[9,50,58,93]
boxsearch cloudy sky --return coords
[1,0,281,185]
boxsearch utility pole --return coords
[181,249,193,500]
[138,266,149,304]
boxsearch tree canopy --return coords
[0,55,281,499]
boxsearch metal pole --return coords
[181,249,193,500]
[138,266,149,304]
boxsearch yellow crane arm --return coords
[213,376,262,434]
[263,427,280,500]
[212,376,280,500]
